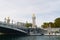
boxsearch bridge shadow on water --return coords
[0,35,37,40]
[0,35,27,40]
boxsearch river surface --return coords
[0,35,60,40]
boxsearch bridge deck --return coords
[0,22,28,35]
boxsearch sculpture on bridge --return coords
[4,17,10,24]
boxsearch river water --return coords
[0,35,60,40]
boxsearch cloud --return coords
[0,0,60,27]
[0,0,60,14]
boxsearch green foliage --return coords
[41,17,60,28]
[25,22,32,28]
[41,22,49,28]
[49,22,55,28]
[54,18,60,28]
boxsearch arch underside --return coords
[0,26,27,36]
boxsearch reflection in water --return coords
[0,35,37,40]
[16,36,37,40]
[0,35,19,40]
[0,35,60,40]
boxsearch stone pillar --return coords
[32,13,36,28]
[48,24,51,35]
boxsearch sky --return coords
[0,0,60,27]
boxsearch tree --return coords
[41,17,60,28]
[25,21,32,28]
[49,22,55,28]
[54,18,60,28]
[41,22,49,28]
[41,22,54,28]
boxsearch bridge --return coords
[0,22,28,36]
[0,21,47,36]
